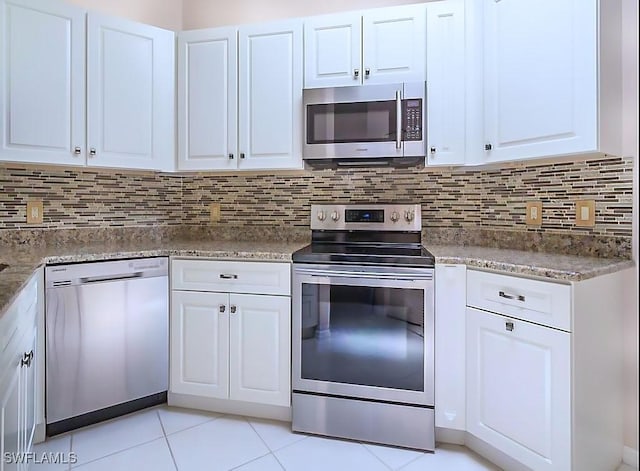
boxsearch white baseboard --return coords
[623,446,639,468]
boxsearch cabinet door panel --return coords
[178,27,237,170]
[0,366,20,471]
[87,13,174,171]
[466,307,570,471]
[239,19,302,169]
[229,294,290,406]
[0,0,85,166]
[171,291,229,399]
[426,0,466,166]
[362,5,426,85]
[483,0,597,162]
[304,13,361,88]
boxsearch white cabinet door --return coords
[171,291,229,399]
[362,4,426,86]
[426,0,466,166]
[178,27,238,171]
[238,19,302,169]
[20,325,37,457]
[482,0,598,162]
[0,0,85,166]
[229,294,291,406]
[434,264,466,431]
[303,12,362,88]
[0,362,20,471]
[87,13,175,171]
[466,307,571,471]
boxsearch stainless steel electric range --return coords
[291,204,435,451]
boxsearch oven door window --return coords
[306,101,397,144]
[300,283,424,392]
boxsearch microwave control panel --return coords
[403,99,423,141]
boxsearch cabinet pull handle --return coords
[219,305,226,313]
[89,148,97,157]
[74,146,82,155]
[21,350,34,368]
[219,274,238,279]
[484,143,492,151]
[505,321,514,332]
[240,153,245,159]
[430,147,436,154]
[228,153,234,160]
[354,69,360,79]
[230,305,237,314]
[499,291,525,302]
[364,68,370,78]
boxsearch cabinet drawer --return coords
[466,270,571,331]
[171,259,291,296]
[0,272,38,355]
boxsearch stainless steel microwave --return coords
[303,82,425,168]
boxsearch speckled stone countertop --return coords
[0,239,307,319]
[1,238,634,319]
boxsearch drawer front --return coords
[466,270,571,331]
[0,272,38,355]
[172,259,291,296]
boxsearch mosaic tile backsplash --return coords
[0,156,634,257]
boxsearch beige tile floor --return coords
[29,406,637,471]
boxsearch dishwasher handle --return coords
[80,272,143,284]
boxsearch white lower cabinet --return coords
[170,259,291,410]
[466,307,570,471]
[1,272,41,471]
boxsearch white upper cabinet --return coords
[0,0,85,166]
[178,27,237,171]
[304,4,426,88]
[87,13,175,171]
[178,19,302,171]
[425,0,466,166]
[0,0,175,171]
[480,0,621,163]
[238,19,303,170]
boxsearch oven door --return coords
[303,82,425,160]
[292,264,434,406]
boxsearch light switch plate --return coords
[525,201,542,226]
[575,200,595,227]
[26,200,44,224]
[210,203,221,223]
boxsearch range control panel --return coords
[311,204,422,231]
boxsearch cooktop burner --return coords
[292,204,434,268]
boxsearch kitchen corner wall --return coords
[0,155,634,256]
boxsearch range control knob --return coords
[404,210,415,222]
[317,210,326,221]
[390,211,400,222]
[330,211,340,222]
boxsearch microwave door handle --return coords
[395,90,402,149]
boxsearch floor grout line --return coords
[360,442,395,471]
[157,410,180,471]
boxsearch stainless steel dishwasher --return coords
[45,257,168,435]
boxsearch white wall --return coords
[67,0,182,30]
[182,0,434,29]
[622,0,639,454]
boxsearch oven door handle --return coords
[295,268,433,281]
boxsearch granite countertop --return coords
[1,238,634,319]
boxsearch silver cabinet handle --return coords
[228,153,234,160]
[354,69,360,79]
[505,321,514,332]
[219,305,226,313]
[499,291,525,302]
[21,350,34,368]
[240,153,245,159]
[89,148,97,157]
[364,68,370,78]
[74,146,82,155]
[430,147,436,154]
[484,143,492,151]
[395,90,402,150]
[230,305,237,314]
[219,274,238,280]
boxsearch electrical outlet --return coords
[209,203,221,223]
[26,200,44,224]
[525,201,542,226]
[575,200,595,227]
